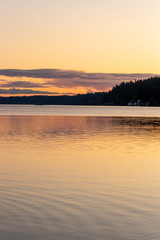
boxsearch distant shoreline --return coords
[1,76,160,106]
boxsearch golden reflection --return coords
[0,116,160,240]
[0,116,160,173]
[1,116,160,153]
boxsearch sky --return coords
[0,0,159,95]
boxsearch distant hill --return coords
[102,76,160,106]
[0,76,160,106]
[0,92,104,105]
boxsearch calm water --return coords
[0,105,160,240]
[1,104,160,117]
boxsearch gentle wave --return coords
[0,175,160,240]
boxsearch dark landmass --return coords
[102,76,160,106]
[0,92,104,105]
[0,76,160,106]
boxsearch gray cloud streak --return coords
[0,69,158,91]
[0,80,47,88]
[0,88,58,95]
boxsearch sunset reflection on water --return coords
[0,115,160,240]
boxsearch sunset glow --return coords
[0,0,160,95]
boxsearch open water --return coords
[0,105,160,240]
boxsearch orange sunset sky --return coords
[0,0,159,95]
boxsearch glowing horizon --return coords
[0,0,159,95]
[0,69,158,96]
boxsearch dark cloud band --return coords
[0,69,158,92]
[0,80,47,88]
[0,88,57,95]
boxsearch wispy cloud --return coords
[0,80,47,88]
[0,88,57,95]
[0,69,158,92]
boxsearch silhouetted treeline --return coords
[0,92,105,105]
[102,76,160,106]
[0,76,160,106]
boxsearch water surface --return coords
[1,104,160,117]
[0,106,160,240]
